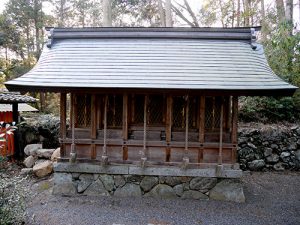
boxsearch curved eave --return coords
[5,83,297,96]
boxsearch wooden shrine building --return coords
[5,27,297,178]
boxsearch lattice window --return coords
[148,95,164,125]
[75,94,91,128]
[205,97,222,131]
[107,95,123,128]
[134,95,144,124]
[172,96,197,129]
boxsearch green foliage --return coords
[239,96,298,123]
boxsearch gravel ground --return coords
[25,172,300,225]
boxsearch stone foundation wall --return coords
[238,124,300,171]
[53,172,245,203]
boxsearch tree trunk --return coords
[285,0,293,23]
[158,0,166,27]
[34,0,41,57]
[261,0,266,40]
[165,0,173,27]
[59,0,65,27]
[276,0,285,24]
[236,0,240,26]
[231,0,235,27]
[103,0,112,26]
[244,0,250,26]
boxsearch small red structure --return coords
[0,91,37,158]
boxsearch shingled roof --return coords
[5,27,297,95]
[0,91,37,103]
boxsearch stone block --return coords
[24,144,42,156]
[52,173,76,195]
[181,190,209,200]
[23,155,36,168]
[33,160,53,177]
[140,176,158,192]
[189,177,218,193]
[209,179,245,203]
[84,179,110,196]
[146,184,176,198]
[114,183,141,197]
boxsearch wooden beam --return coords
[182,95,189,169]
[141,95,148,167]
[123,93,128,160]
[231,96,238,163]
[102,95,108,164]
[91,94,97,160]
[70,93,76,163]
[199,96,205,163]
[218,98,224,165]
[166,95,172,162]
[60,93,66,158]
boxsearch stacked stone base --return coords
[53,172,245,203]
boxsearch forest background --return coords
[0,0,299,123]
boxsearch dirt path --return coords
[25,172,300,225]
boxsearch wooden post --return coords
[102,95,108,165]
[70,93,76,163]
[141,95,148,167]
[231,96,238,163]
[218,98,224,165]
[122,93,128,160]
[60,93,66,158]
[166,95,172,162]
[198,96,205,163]
[91,94,97,160]
[12,103,18,124]
[182,95,189,169]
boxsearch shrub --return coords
[239,96,299,123]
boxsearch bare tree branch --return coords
[183,0,199,27]
[171,4,195,27]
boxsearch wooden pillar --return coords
[60,93,66,158]
[102,95,108,164]
[12,103,18,124]
[231,96,238,163]
[70,93,76,163]
[198,96,205,163]
[91,94,97,160]
[165,95,172,162]
[182,95,189,169]
[218,98,224,165]
[141,95,148,167]
[122,94,128,161]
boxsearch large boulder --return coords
[51,148,61,162]
[140,176,159,192]
[209,179,245,203]
[159,176,182,187]
[99,175,114,192]
[23,155,36,168]
[181,190,209,200]
[52,173,77,195]
[114,183,142,197]
[32,160,53,177]
[247,159,265,171]
[36,148,56,159]
[77,174,94,193]
[146,184,176,198]
[84,179,110,196]
[189,177,218,193]
[24,144,42,156]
